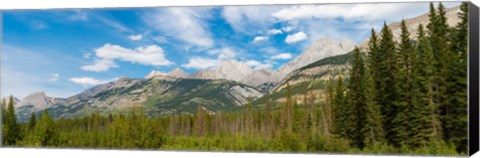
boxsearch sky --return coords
[1,2,461,99]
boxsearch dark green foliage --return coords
[412,24,438,147]
[377,21,399,147]
[346,47,368,149]
[3,96,21,145]
[443,2,468,153]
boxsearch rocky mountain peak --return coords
[167,68,189,78]
[191,59,254,83]
[17,91,62,110]
[145,70,167,79]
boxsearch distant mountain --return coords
[16,77,263,121]
[167,68,189,78]
[145,68,189,79]
[14,91,66,121]
[241,68,281,87]
[190,60,254,83]
[278,38,356,77]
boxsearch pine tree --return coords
[3,96,21,145]
[377,21,398,146]
[29,112,37,130]
[390,19,416,147]
[413,24,438,147]
[332,77,347,138]
[347,47,367,148]
[362,59,385,148]
[34,109,57,146]
[443,2,468,153]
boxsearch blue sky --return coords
[1,2,460,99]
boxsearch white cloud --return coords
[93,14,131,33]
[182,57,220,70]
[82,44,173,72]
[267,29,283,35]
[128,34,143,41]
[271,53,293,60]
[69,77,117,86]
[48,73,59,82]
[207,47,236,60]
[145,8,214,49]
[245,60,273,70]
[282,26,295,32]
[271,3,442,22]
[252,36,268,43]
[285,31,308,44]
[153,36,168,44]
[260,47,278,54]
[221,6,281,34]
[82,53,92,59]
[81,58,118,72]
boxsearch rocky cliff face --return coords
[190,60,254,83]
[278,38,356,76]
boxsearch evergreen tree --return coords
[3,96,21,145]
[413,24,438,147]
[332,77,347,138]
[390,19,415,147]
[444,2,468,153]
[34,109,57,146]
[29,112,37,130]
[377,21,398,146]
[362,61,385,147]
[347,47,367,149]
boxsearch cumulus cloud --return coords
[221,6,281,34]
[145,8,214,49]
[81,44,173,72]
[272,3,441,22]
[271,53,293,60]
[207,47,237,60]
[183,47,239,70]
[245,60,273,70]
[182,57,220,70]
[69,77,117,86]
[48,73,59,82]
[81,58,118,72]
[128,34,143,41]
[252,36,268,43]
[267,29,283,35]
[285,31,308,44]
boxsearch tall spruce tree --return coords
[378,21,398,146]
[390,19,416,147]
[413,24,438,147]
[3,96,21,145]
[362,65,385,147]
[347,47,367,148]
[333,77,348,138]
[444,2,468,153]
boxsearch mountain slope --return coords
[278,38,355,76]
[17,77,263,121]
[190,60,254,83]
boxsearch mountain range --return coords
[7,6,461,122]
